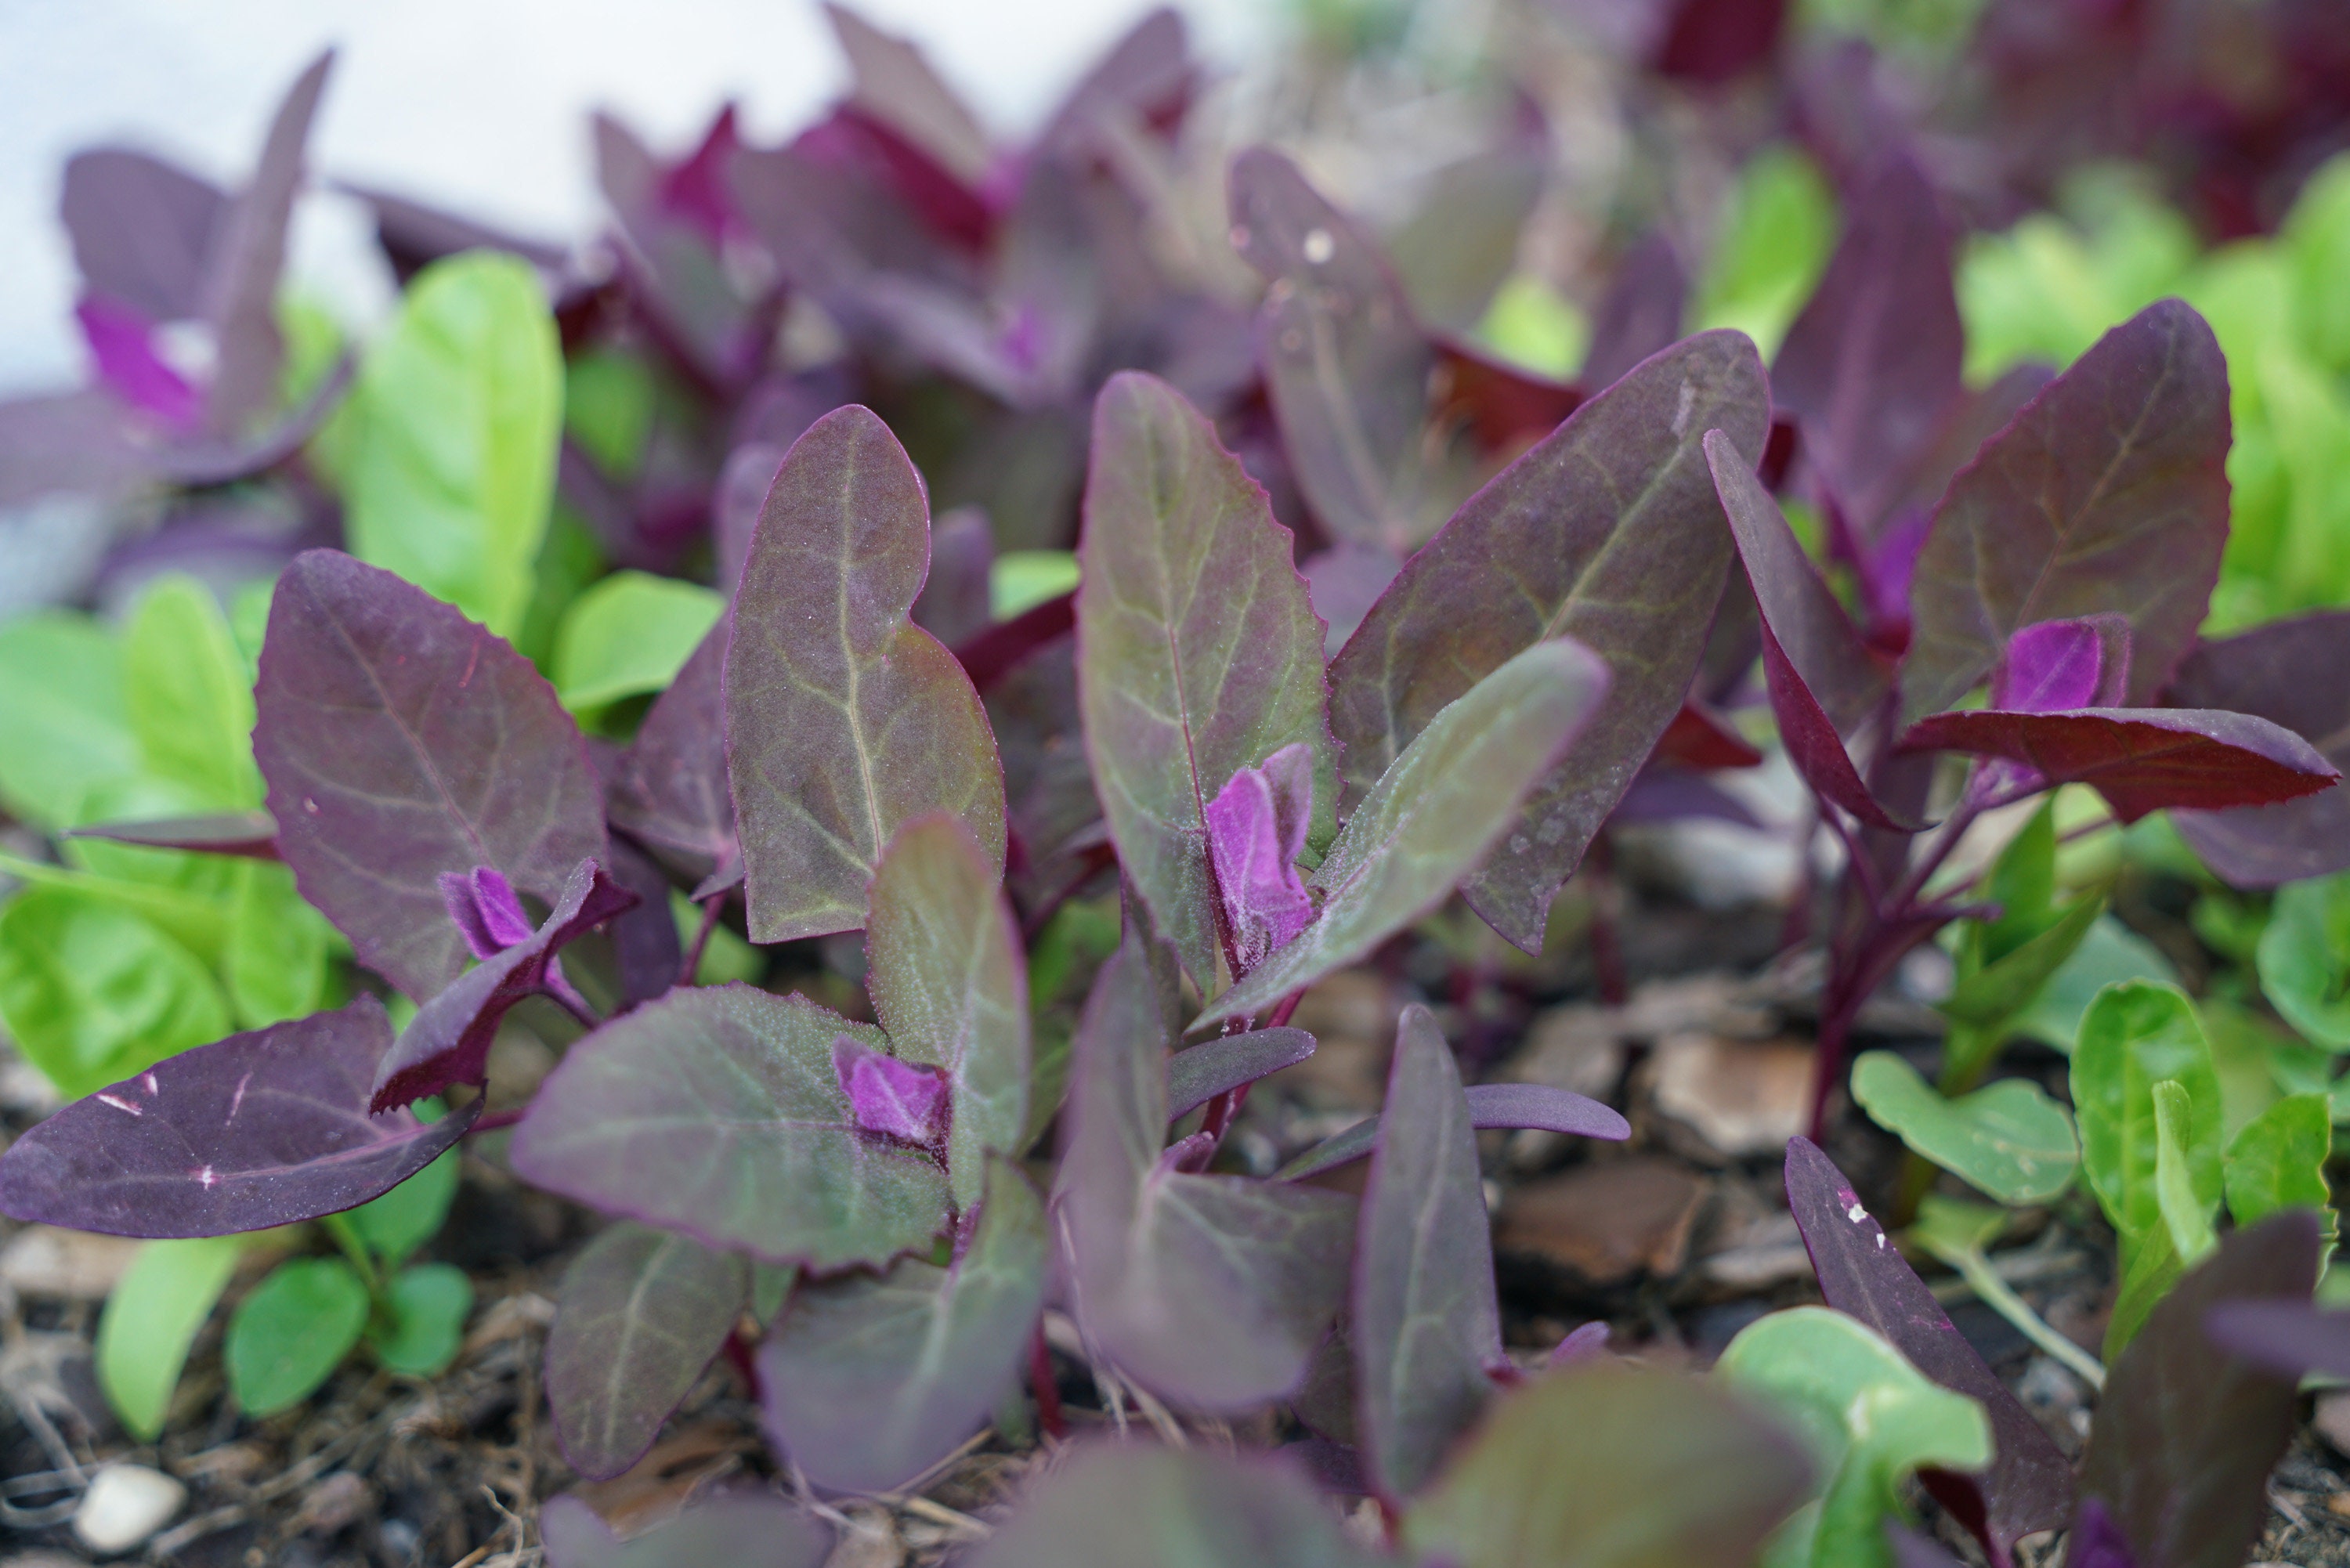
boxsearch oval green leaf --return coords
[1850,1051,2080,1205]
[96,1237,242,1441]
[226,1255,371,1416]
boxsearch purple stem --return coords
[679,893,724,988]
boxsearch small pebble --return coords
[72,1464,186,1555]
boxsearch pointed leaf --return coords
[2167,610,2350,886]
[66,812,279,859]
[1277,1081,1629,1181]
[2205,1299,2350,1382]
[0,997,481,1237]
[761,1155,1047,1491]
[1075,370,1335,988]
[1783,1136,2075,1552]
[1196,639,1608,1028]
[824,3,992,187]
[255,551,606,1000]
[2079,1211,2320,1568]
[609,623,734,885]
[2153,1080,2218,1263]
[2071,982,2224,1241]
[1329,331,1770,948]
[866,814,1030,1209]
[511,985,949,1270]
[1899,706,2335,822]
[201,51,331,435]
[725,406,1005,944]
[1904,300,2230,723]
[547,1223,750,1480]
[1166,1028,1318,1121]
[539,1493,832,1568]
[965,1443,1389,1568]
[96,1237,242,1442]
[1357,1005,1502,1498]
[60,148,226,323]
[1851,1051,2079,1205]
[1403,1364,1813,1568]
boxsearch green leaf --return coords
[2071,982,2224,1241]
[990,550,1079,620]
[349,1137,460,1269]
[2259,872,2350,1049]
[2016,914,2178,1052]
[1941,895,2103,1063]
[224,860,334,1029]
[565,349,656,481]
[343,251,563,638]
[1981,800,2059,963]
[368,1262,473,1376]
[0,610,138,828]
[0,850,233,966]
[1693,146,1837,358]
[1076,370,1336,989]
[1403,1364,1813,1568]
[2225,1093,2334,1230]
[0,887,232,1098]
[226,1256,371,1415]
[2283,151,2350,374]
[1716,1307,1992,1568]
[2107,1215,2183,1361]
[2204,995,2292,1140]
[2152,1080,2218,1266]
[551,571,725,714]
[121,575,262,809]
[1850,1051,2080,1204]
[96,1237,242,1441]
[1196,638,1608,1029]
[865,815,1029,1211]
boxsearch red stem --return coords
[1028,1329,1066,1440]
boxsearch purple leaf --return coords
[512,985,949,1270]
[2165,611,2350,886]
[1329,331,1770,949]
[1771,154,1962,533]
[0,998,479,1238]
[2078,1210,2321,1568]
[2065,1500,2142,1568]
[1033,7,1194,161]
[74,295,199,428]
[823,4,994,191]
[546,1223,750,1480]
[201,50,332,437]
[1903,300,2230,724]
[1885,1522,1972,1568]
[1205,743,1318,976]
[437,865,537,959]
[713,443,784,598]
[538,1492,831,1568]
[1055,902,1354,1409]
[1993,616,2131,713]
[1228,148,1450,553]
[1783,1136,2073,1553]
[598,839,686,1008]
[1581,231,1689,390]
[1704,430,1912,831]
[255,551,606,1001]
[336,181,569,286]
[1300,543,1402,658]
[2204,1299,2350,1381]
[60,149,227,323]
[832,1037,949,1146]
[1166,1029,1318,1122]
[372,859,639,1113]
[64,812,279,860]
[1355,1005,1503,1499]
[724,406,1006,945]
[864,813,1029,1209]
[909,506,994,648]
[1278,1082,1629,1182]
[1897,706,2337,821]
[0,389,150,510]
[760,1155,1046,1492]
[1076,371,1336,989]
[608,624,734,887]
[965,1443,1389,1568]
[1548,1321,1611,1366]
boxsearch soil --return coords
[1,866,2343,1568]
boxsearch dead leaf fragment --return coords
[1494,1156,1711,1284]
[1644,1034,1813,1160]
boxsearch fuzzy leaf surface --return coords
[254,551,605,1000]
[1165,1028,1318,1121]
[608,625,734,885]
[511,985,949,1270]
[1329,331,1769,948]
[1075,370,1334,988]
[2167,611,2350,886]
[725,406,1005,944]
[1277,1082,1629,1181]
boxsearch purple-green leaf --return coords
[1356,1004,1502,1499]
[254,551,606,1001]
[964,1443,1390,1568]
[1277,1081,1629,1183]
[2165,610,2350,886]
[1055,904,1354,1409]
[1166,1028,1318,1121]
[864,813,1029,1209]
[1902,299,2230,724]
[724,406,1005,945]
[0,998,479,1238]
[546,1223,750,1480]
[60,149,226,323]
[1897,706,2337,821]
[538,1493,831,1568]
[371,859,639,1113]
[609,624,734,887]
[1205,742,1318,977]
[1402,1364,1813,1568]
[1783,1136,2073,1554]
[64,811,279,859]
[1195,638,1610,1029]
[511,985,949,1270]
[1328,331,1770,949]
[201,50,331,436]
[2078,1210,2320,1568]
[759,1155,1046,1491]
[1075,370,1336,990]
[2205,1298,2350,1381]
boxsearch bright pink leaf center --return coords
[832,1037,949,1146]
[437,865,537,959]
[1204,742,1317,977]
[1994,616,2131,714]
[75,294,199,429]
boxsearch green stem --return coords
[321,1213,383,1301]
[1929,1239,2105,1390]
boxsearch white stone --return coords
[72,1465,186,1555]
